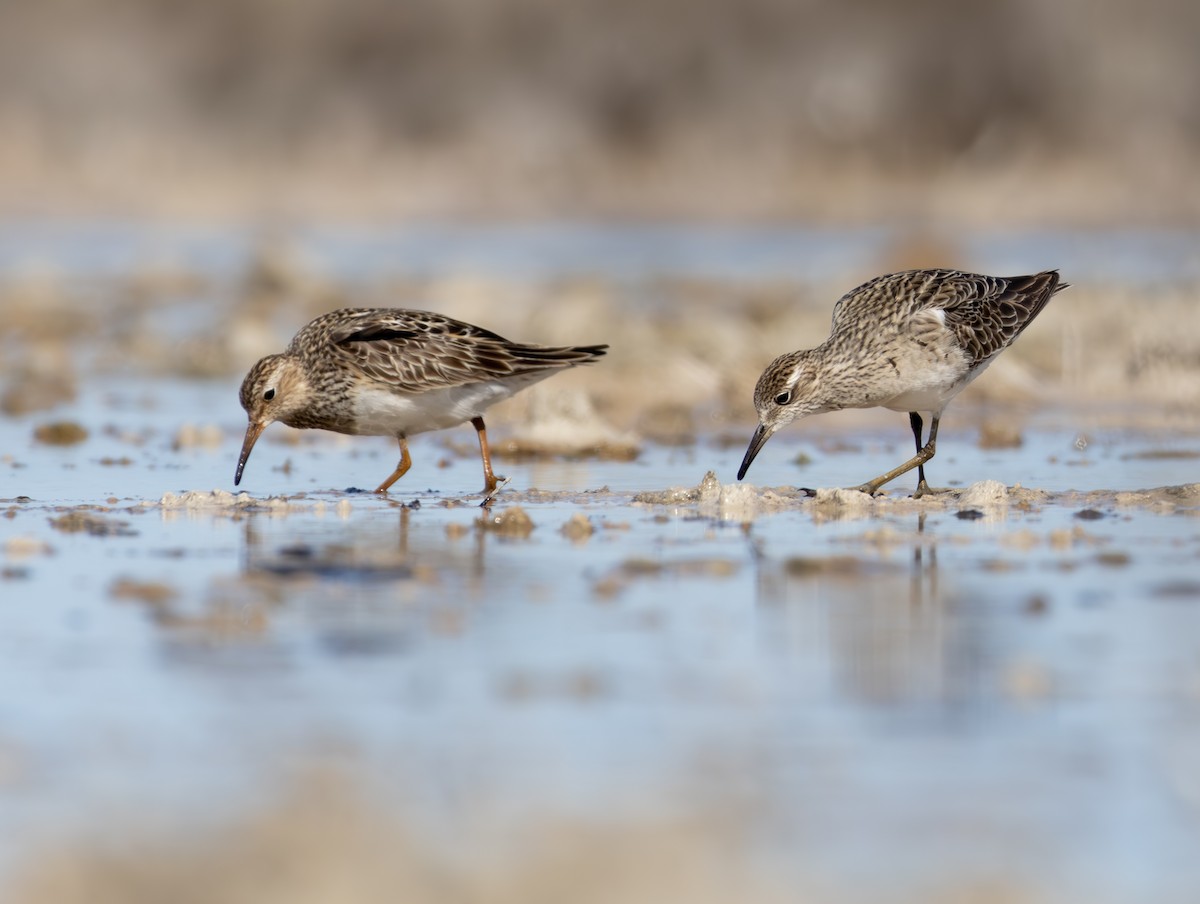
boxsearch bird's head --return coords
[737,351,824,480]
[235,354,309,486]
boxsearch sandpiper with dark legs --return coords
[737,269,1067,496]
[236,309,607,494]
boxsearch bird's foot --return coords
[848,483,884,497]
[479,475,511,507]
[912,481,951,499]
[799,486,880,497]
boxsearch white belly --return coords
[351,376,545,436]
[880,358,991,415]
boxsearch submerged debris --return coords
[48,511,137,537]
[250,545,415,581]
[111,577,179,606]
[783,555,871,577]
[4,536,54,559]
[1120,449,1200,461]
[478,506,535,538]
[593,556,740,597]
[1153,580,1200,600]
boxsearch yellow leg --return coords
[471,416,500,494]
[374,437,412,493]
[853,416,941,496]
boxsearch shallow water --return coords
[3,224,1200,901]
[3,373,1200,900]
[2,220,1200,283]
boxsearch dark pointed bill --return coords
[737,423,772,481]
[235,421,266,486]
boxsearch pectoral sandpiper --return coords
[236,308,607,494]
[737,268,1067,496]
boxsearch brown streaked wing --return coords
[307,308,602,393]
[829,269,950,333]
[936,271,1064,365]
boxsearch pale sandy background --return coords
[1,0,1198,224]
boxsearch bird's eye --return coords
[774,391,791,405]
[263,388,276,402]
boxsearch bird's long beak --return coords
[737,423,775,481]
[235,421,266,486]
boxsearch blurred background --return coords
[1,0,1198,223]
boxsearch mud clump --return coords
[560,513,595,543]
[959,480,1010,507]
[634,471,806,520]
[812,487,874,510]
[158,490,290,512]
[33,421,89,446]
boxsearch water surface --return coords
[2,224,1200,902]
